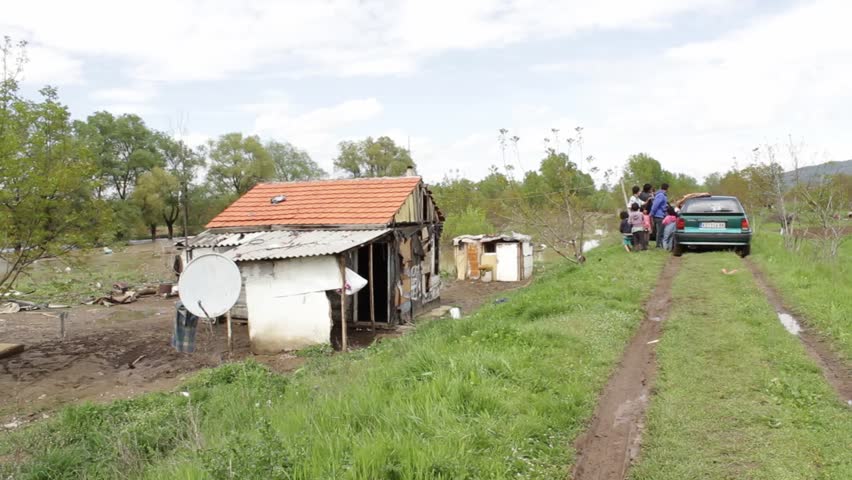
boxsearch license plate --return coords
[700,222,726,229]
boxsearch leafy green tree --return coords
[80,111,162,199]
[206,133,274,197]
[333,136,413,178]
[443,206,495,240]
[266,140,326,181]
[539,150,594,197]
[155,133,204,236]
[133,167,181,240]
[0,37,108,291]
[623,153,667,189]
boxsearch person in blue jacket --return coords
[650,183,670,248]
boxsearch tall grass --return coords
[632,253,852,479]
[751,232,852,361]
[1,247,667,479]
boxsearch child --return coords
[619,211,633,252]
[629,204,645,251]
[661,206,678,251]
[642,205,652,251]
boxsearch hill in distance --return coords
[784,159,852,184]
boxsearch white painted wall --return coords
[522,241,533,280]
[242,256,342,353]
[496,243,520,282]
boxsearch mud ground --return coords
[572,257,681,480]
[1,275,525,430]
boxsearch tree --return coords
[155,133,204,236]
[206,133,274,197]
[333,136,413,178]
[0,37,108,292]
[266,140,325,181]
[133,167,181,240]
[623,153,666,188]
[80,112,162,199]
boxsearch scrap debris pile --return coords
[0,282,177,312]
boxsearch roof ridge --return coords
[255,176,421,187]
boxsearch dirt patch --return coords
[0,297,304,429]
[439,277,531,315]
[744,259,852,404]
[572,257,681,480]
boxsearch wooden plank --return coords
[353,250,359,323]
[0,344,24,360]
[339,255,348,351]
[369,243,376,329]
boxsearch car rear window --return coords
[682,198,743,214]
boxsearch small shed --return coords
[187,176,443,353]
[453,233,533,282]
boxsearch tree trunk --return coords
[150,224,157,243]
[166,222,174,240]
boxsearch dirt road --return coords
[572,257,680,480]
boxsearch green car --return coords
[673,195,752,257]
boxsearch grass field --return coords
[631,253,852,480]
[4,241,175,304]
[1,246,667,479]
[751,232,852,362]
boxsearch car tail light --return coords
[741,218,750,230]
[676,218,685,229]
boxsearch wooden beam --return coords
[353,250,359,323]
[338,255,348,351]
[369,243,376,329]
[226,310,233,354]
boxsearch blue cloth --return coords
[662,222,677,250]
[650,190,668,218]
[172,301,198,353]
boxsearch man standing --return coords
[650,183,669,248]
[627,185,644,209]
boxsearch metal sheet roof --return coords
[220,229,391,262]
[453,232,532,246]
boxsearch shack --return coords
[187,176,443,353]
[453,233,533,282]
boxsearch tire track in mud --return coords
[744,259,852,405]
[571,257,681,480]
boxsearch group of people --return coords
[619,183,678,253]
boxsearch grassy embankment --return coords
[2,246,666,479]
[632,253,852,480]
[751,231,852,362]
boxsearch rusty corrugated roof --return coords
[206,177,424,228]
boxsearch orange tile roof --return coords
[206,176,427,228]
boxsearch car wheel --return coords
[672,238,683,257]
[738,244,751,258]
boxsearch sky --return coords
[4,0,851,185]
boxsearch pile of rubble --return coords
[0,282,178,313]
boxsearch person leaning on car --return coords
[650,183,669,248]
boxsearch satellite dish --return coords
[178,253,242,318]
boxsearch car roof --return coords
[686,195,739,201]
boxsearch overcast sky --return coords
[4,0,850,183]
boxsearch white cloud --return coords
[3,0,735,83]
[91,84,157,103]
[19,45,83,86]
[249,97,385,172]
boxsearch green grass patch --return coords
[751,232,852,362]
[632,252,852,480]
[1,246,666,479]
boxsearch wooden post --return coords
[369,243,376,329]
[353,250,359,323]
[620,180,629,208]
[338,255,348,351]
[59,311,67,339]
[226,310,233,353]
